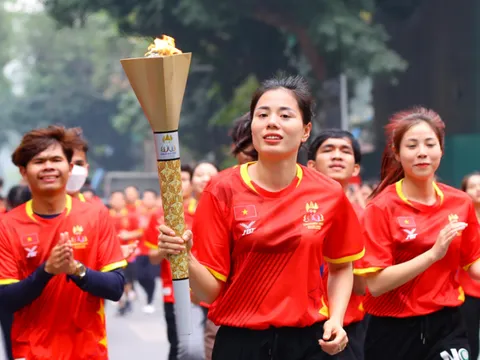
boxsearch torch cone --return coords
[120,53,191,132]
[121,53,192,336]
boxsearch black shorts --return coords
[124,262,136,284]
[365,307,469,360]
[212,322,329,360]
[320,320,365,360]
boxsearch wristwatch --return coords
[74,261,87,278]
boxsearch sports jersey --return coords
[109,208,140,263]
[0,195,126,360]
[354,180,480,317]
[136,206,158,256]
[458,225,480,298]
[194,162,364,329]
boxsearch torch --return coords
[120,35,192,335]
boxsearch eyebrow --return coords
[405,137,437,142]
[256,106,296,112]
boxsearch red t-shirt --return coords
[194,163,364,329]
[458,225,480,298]
[0,195,126,360]
[355,180,480,317]
[110,208,140,262]
[136,206,158,256]
[322,203,365,326]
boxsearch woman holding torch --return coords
[158,75,364,359]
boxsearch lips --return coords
[329,164,345,170]
[414,163,430,167]
[263,133,283,140]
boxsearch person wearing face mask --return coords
[65,128,103,206]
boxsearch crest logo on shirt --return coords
[448,213,463,236]
[303,202,324,230]
[71,225,88,249]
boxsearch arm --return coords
[188,252,223,304]
[327,262,353,325]
[352,275,366,296]
[464,202,480,280]
[365,251,436,297]
[0,263,53,313]
[323,192,365,322]
[69,269,124,301]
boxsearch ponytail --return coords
[369,145,404,199]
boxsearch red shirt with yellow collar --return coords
[0,195,126,360]
[355,180,480,317]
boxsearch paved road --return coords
[106,285,170,360]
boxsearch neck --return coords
[31,192,66,215]
[402,176,436,204]
[251,156,297,192]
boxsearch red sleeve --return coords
[96,207,128,272]
[193,191,231,282]
[143,213,160,250]
[353,203,393,276]
[0,222,19,284]
[461,201,480,270]
[323,192,365,264]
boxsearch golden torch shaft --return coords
[154,130,191,335]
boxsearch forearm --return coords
[188,253,223,304]
[366,250,436,297]
[0,263,53,312]
[467,259,480,281]
[327,262,353,324]
[70,269,125,301]
[352,275,366,296]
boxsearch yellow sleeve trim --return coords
[205,266,227,282]
[463,257,480,271]
[0,279,20,285]
[145,241,158,250]
[353,267,384,276]
[324,248,365,264]
[100,260,128,272]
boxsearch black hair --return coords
[230,112,258,160]
[7,185,32,210]
[181,163,194,180]
[307,129,362,165]
[250,75,315,125]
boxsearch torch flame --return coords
[145,35,183,57]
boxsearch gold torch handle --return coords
[157,159,189,280]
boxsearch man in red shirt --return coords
[307,129,366,360]
[0,125,126,360]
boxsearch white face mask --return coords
[66,165,88,194]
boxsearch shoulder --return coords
[71,197,109,218]
[204,165,242,197]
[299,165,343,193]
[1,203,30,225]
[437,182,471,202]
[366,183,398,211]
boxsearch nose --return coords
[417,144,428,158]
[266,114,280,128]
[331,148,342,160]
